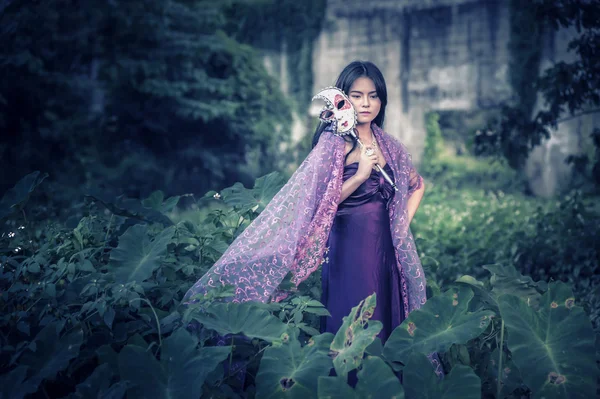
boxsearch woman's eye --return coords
[371,95,378,99]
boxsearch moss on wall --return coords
[223,0,327,114]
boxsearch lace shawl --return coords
[183,123,427,316]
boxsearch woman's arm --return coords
[338,144,379,205]
[338,174,367,204]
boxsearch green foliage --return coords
[0,0,293,198]
[485,347,523,399]
[383,287,494,368]
[86,191,175,226]
[422,112,444,170]
[108,225,176,284]
[18,321,84,390]
[317,356,407,399]
[403,353,480,399]
[220,171,288,214]
[185,301,291,344]
[223,0,327,112]
[421,112,528,193]
[117,328,231,399]
[1,169,598,398]
[498,282,598,398]
[355,356,405,398]
[329,294,382,378]
[412,184,599,326]
[255,330,334,398]
[317,376,359,398]
[0,171,47,222]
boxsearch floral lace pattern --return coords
[183,130,345,304]
[372,124,427,314]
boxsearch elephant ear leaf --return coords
[142,190,180,214]
[221,171,286,213]
[383,286,493,367]
[485,347,523,398]
[403,352,481,399]
[118,328,230,399]
[71,363,114,398]
[86,190,174,226]
[355,356,405,398]
[318,376,358,399]
[498,281,598,399]
[188,301,290,344]
[255,330,334,398]
[330,293,383,378]
[0,366,37,399]
[0,171,48,221]
[109,225,175,284]
[18,322,84,391]
[483,264,544,309]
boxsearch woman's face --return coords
[348,76,381,126]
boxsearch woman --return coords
[316,61,425,344]
[183,61,428,346]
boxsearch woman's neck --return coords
[355,123,372,141]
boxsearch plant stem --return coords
[103,213,114,249]
[229,335,234,377]
[130,297,162,350]
[21,209,35,253]
[496,319,505,399]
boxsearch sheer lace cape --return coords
[183,123,426,315]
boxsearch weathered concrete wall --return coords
[525,26,600,197]
[264,0,597,196]
[312,0,512,164]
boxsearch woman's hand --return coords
[355,146,379,182]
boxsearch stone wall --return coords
[312,0,511,163]
[524,26,600,197]
[262,0,598,196]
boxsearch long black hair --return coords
[311,61,388,160]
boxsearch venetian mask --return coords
[312,86,357,135]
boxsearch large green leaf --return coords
[108,225,175,284]
[383,287,493,366]
[498,281,598,399]
[255,331,334,398]
[0,366,37,399]
[0,171,48,221]
[18,322,84,389]
[118,328,230,399]
[317,376,358,399]
[221,171,286,213]
[86,190,174,226]
[484,348,522,398]
[330,293,382,378]
[189,301,290,344]
[142,190,180,214]
[482,264,545,309]
[355,356,404,398]
[403,352,481,399]
[68,363,113,399]
[453,275,499,313]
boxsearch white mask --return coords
[312,86,357,135]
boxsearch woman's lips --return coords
[360,112,371,115]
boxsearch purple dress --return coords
[320,162,406,344]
